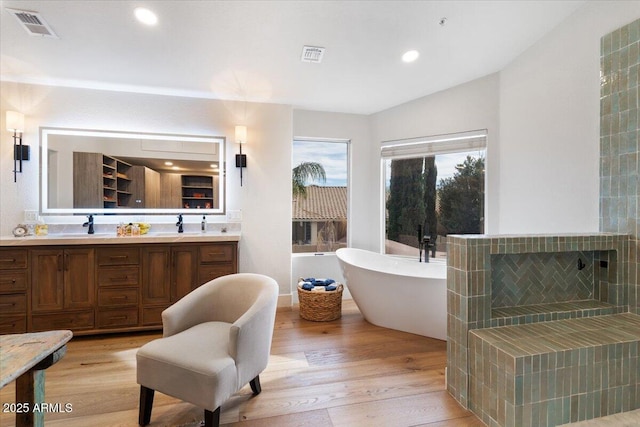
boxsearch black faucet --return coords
[176,214,183,233]
[418,225,437,262]
[83,214,95,235]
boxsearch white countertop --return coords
[0,231,241,246]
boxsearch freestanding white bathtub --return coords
[335,247,447,340]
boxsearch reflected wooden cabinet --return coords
[30,248,95,332]
[130,166,160,208]
[159,173,182,209]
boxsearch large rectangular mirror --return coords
[41,127,225,215]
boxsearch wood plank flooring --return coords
[0,301,482,427]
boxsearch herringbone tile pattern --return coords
[491,251,594,308]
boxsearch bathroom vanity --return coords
[0,233,239,335]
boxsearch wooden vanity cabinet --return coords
[141,243,237,326]
[198,243,237,283]
[30,247,95,332]
[96,247,140,329]
[0,249,29,334]
[172,246,199,301]
[11,240,237,334]
[141,246,171,326]
[141,245,199,326]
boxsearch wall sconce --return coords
[235,125,247,186]
[6,111,28,183]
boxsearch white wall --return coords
[291,109,373,299]
[0,83,293,297]
[497,0,640,234]
[368,1,640,236]
[370,73,501,241]
[292,109,375,249]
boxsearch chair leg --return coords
[249,375,262,395]
[204,407,220,427]
[138,386,155,426]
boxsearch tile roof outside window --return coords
[292,186,347,221]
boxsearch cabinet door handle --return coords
[207,252,225,256]
[0,302,16,308]
[109,255,128,260]
[57,254,63,271]
[64,253,69,271]
[110,296,128,301]
[109,315,128,321]
[0,279,17,285]
[0,258,16,263]
[109,276,130,282]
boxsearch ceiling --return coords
[1,0,585,115]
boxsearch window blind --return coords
[380,129,487,159]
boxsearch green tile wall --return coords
[600,18,640,314]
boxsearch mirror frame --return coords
[40,127,226,215]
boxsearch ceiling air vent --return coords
[6,8,58,38]
[301,46,325,63]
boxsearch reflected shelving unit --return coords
[181,175,214,209]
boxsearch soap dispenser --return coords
[201,215,207,232]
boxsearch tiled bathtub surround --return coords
[469,314,640,427]
[600,18,639,314]
[446,233,629,410]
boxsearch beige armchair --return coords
[136,273,279,427]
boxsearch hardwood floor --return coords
[0,301,483,427]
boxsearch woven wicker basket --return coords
[297,282,344,322]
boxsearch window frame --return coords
[379,129,488,254]
[292,137,351,255]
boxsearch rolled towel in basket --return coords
[325,284,337,291]
[300,282,314,291]
[304,278,335,287]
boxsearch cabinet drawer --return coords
[0,250,28,269]
[0,271,27,292]
[98,266,139,286]
[98,288,138,307]
[198,264,235,284]
[0,293,26,314]
[0,315,27,334]
[32,311,94,331]
[97,248,140,266]
[97,308,139,328]
[199,244,234,263]
[141,306,167,326]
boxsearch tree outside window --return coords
[385,151,485,258]
[292,140,348,254]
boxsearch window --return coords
[382,130,487,259]
[292,139,349,253]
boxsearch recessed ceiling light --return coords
[171,166,179,170]
[134,7,158,26]
[164,161,173,166]
[402,50,419,63]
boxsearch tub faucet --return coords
[176,214,183,233]
[83,214,95,235]
[419,234,437,262]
